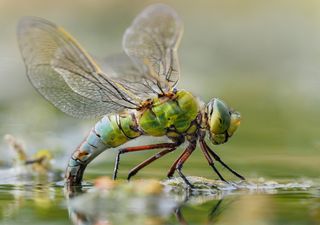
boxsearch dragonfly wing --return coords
[17,17,140,119]
[100,53,160,100]
[122,4,183,94]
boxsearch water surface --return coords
[0,170,319,225]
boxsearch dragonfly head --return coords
[205,98,241,145]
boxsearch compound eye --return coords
[227,111,241,137]
[210,133,227,145]
[208,99,231,134]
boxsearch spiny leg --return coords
[167,147,190,178]
[113,142,178,180]
[199,140,227,182]
[175,142,197,188]
[202,140,245,180]
[127,147,177,180]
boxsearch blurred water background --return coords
[0,0,319,224]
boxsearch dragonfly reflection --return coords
[65,179,228,225]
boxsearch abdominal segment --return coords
[66,112,141,182]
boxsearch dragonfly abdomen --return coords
[95,113,141,146]
[66,112,141,184]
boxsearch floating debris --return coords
[4,134,28,164]
[163,176,314,195]
[0,134,57,185]
[28,149,53,174]
[3,134,53,174]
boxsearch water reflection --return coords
[64,177,316,225]
[1,183,58,220]
[0,173,318,225]
[65,179,178,225]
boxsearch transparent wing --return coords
[122,4,183,94]
[17,17,141,119]
[100,53,161,100]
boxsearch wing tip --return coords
[132,3,182,25]
[143,3,175,12]
[17,16,57,35]
[122,3,183,52]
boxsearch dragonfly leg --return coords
[167,147,188,178]
[175,141,196,188]
[199,140,227,182]
[202,140,245,180]
[127,147,177,180]
[113,142,179,180]
[208,199,224,222]
[175,207,188,225]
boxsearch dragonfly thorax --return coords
[137,90,200,138]
[203,98,241,145]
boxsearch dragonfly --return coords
[17,4,244,188]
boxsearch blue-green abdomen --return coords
[66,112,141,181]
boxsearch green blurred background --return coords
[0,0,319,180]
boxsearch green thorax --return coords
[138,90,200,137]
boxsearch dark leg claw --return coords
[210,163,228,183]
[200,139,245,181]
[174,141,197,189]
[177,165,194,189]
[207,147,245,180]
